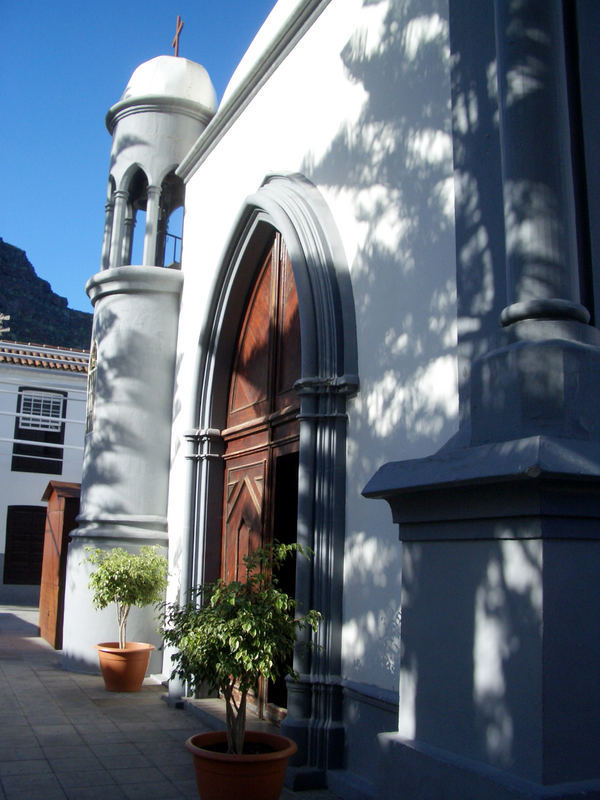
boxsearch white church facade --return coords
[61,1,600,798]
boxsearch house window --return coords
[19,392,63,431]
[11,387,67,474]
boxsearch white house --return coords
[0,340,88,604]
[61,1,600,798]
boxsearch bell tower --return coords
[62,55,216,672]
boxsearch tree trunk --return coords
[117,603,129,649]
[224,686,247,754]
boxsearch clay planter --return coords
[95,642,154,692]
[185,730,297,800]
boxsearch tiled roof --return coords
[0,340,89,373]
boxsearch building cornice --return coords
[106,95,214,134]
[177,0,333,181]
[85,265,184,306]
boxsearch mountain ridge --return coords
[0,238,93,351]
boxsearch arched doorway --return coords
[186,175,359,773]
[221,232,300,717]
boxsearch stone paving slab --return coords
[0,606,342,800]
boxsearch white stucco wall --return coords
[0,360,87,586]
[168,0,458,694]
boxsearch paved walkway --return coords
[0,606,340,800]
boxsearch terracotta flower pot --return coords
[185,730,297,800]
[95,642,154,692]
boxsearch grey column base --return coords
[61,533,167,674]
[376,735,600,800]
[72,518,168,545]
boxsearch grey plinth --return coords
[364,437,600,799]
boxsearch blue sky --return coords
[1,0,276,313]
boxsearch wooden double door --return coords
[221,232,300,715]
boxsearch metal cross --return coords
[172,15,184,57]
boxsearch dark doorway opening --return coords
[3,505,46,585]
[268,450,299,710]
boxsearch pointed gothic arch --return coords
[184,174,359,774]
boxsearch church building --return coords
[61,1,600,798]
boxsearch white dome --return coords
[121,56,217,112]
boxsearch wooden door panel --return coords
[275,240,301,409]
[223,458,266,583]
[220,232,301,713]
[228,251,273,427]
[39,485,79,649]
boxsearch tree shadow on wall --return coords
[298,0,546,777]
[79,305,173,522]
[401,531,543,777]
[300,0,465,696]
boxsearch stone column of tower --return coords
[62,56,216,673]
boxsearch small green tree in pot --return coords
[87,545,169,647]
[86,545,168,691]
[161,541,321,761]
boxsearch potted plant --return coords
[86,545,168,692]
[160,541,321,800]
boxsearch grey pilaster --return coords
[100,199,114,270]
[283,374,357,784]
[365,1,600,796]
[108,190,127,268]
[142,185,162,266]
[120,206,134,266]
[494,0,586,327]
